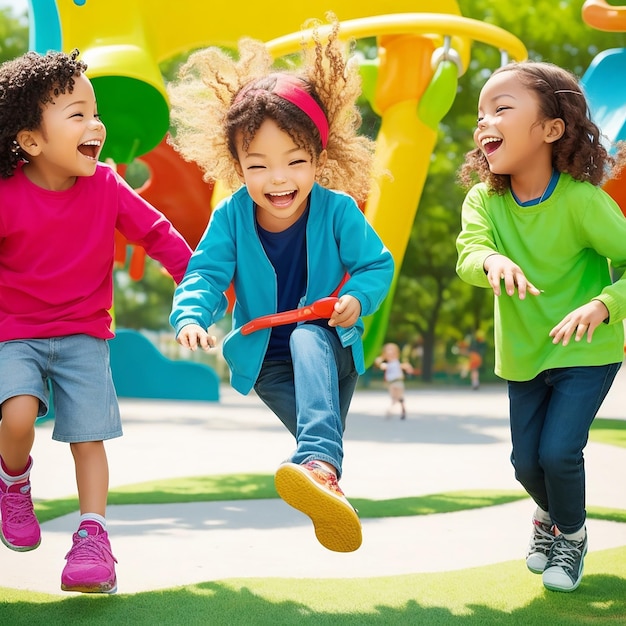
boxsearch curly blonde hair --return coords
[167,14,375,203]
[459,61,626,194]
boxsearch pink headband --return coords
[236,74,329,148]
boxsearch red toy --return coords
[241,297,339,335]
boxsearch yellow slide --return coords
[39,0,526,363]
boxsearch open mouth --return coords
[78,139,101,160]
[266,190,297,207]
[481,137,502,156]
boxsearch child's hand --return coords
[177,323,216,351]
[328,294,361,328]
[402,362,414,375]
[483,254,542,299]
[549,300,609,346]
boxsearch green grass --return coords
[33,478,626,526]
[2,547,625,625]
[34,478,530,524]
[590,417,626,448]
[30,414,623,525]
[2,416,624,624]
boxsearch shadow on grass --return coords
[34,478,529,524]
[34,475,626,526]
[2,567,625,625]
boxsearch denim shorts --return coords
[0,335,122,443]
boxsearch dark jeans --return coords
[254,324,358,477]
[507,363,620,534]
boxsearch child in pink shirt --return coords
[0,49,191,593]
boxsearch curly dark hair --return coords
[225,74,326,165]
[459,61,626,193]
[0,49,87,178]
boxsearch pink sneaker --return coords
[0,476,41,552]
[61,522,117,593]
[274,461,362,552]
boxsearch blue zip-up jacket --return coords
[170,183,394,394]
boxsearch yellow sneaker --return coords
[274,461,361,552]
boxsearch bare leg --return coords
[0,395,38,471]
[471,369,480,390]
[0,395,41,551]
[70,441,109,516]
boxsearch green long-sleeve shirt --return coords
[456,173,626,381]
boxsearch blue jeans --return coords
[507,363,620,534]
[253,324,358,477]
[0,335,122,442]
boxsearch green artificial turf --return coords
[1,416,623,624]
[1,547,625,625]
[590,417,626,448]
[33,478,626,527]
[34,479,530,524]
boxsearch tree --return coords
[385,0,626,380]
[113,257,178,331]
[4,3,625,370]
[0,6,28,63]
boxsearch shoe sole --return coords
[542,569,584,593]
[526,563,546,575]
[526,554,548,574]
[274,464,362,553]
[0,529,41,552]
[61,580,117,594]
[542,545,588,593]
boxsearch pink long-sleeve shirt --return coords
[0,162,192,341]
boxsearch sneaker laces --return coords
[548,535,584,571]
[1,492,36,525]
[530,520,554,553]
[65,533,117,564]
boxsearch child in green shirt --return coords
[456,60,626,593]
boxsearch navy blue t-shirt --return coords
[257,208,308,360]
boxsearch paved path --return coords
[2,369,625,595]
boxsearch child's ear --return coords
[545,118,565,143]
[16,130,42,157]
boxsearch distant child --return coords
[456,61,626,592]
[374,342,413,419]
[168,16,394,552]
[0,50,192,593]
[466,330,487,390]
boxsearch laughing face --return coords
[235,118,326,232]
[18,72,106,191]
[473,70,561,194]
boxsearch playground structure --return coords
[26,0,527,365]
[581,0,626,216]
[25,1,626,399]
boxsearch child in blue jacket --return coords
[168,18,394,553]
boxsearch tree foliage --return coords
[113,257,178,331]
[385,0,626,380]
[2,3,626,362]
[0,6,27,63]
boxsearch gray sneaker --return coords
[542,532,588,592]
[526,518,555,574]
